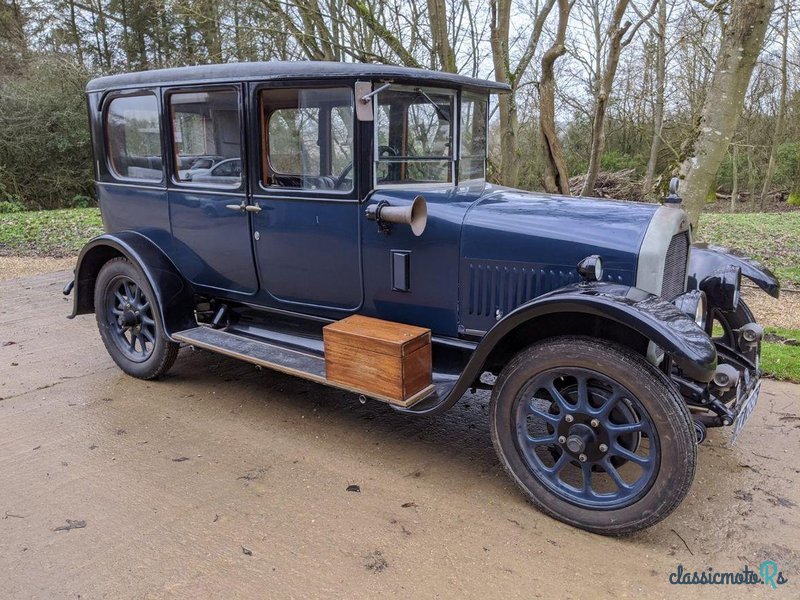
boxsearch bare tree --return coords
[540,0,573,194]
[759,0,790,206]
[642,0,666,199]
[579,0,657,197]
[427,0,455,71]
[677,0,775,228]
[490,0,556,187]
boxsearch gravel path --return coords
[743,285,800,330]
[0,256,75,280]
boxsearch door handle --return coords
[245,203,262,213]
[225,201,246,212]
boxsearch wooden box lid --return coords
[323,315,431,358]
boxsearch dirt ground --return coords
[1,270,798,600]
[0,256,76,281]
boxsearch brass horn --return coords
[365,195,428,236]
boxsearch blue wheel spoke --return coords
[542,451,570,476]
[593,390,622,418]
[610,442,650,466]
[605,421,646,435]
[575,376,589,411]
[546,383,572,413]
[602,458,634,492]
[527,432,558,446]
[528,403,561,427]
[580,463,595,496]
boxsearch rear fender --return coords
[689,243,780,298]
[69,232,196,338]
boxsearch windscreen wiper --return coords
[415,88,450,122]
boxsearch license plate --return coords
[731,381,761,445]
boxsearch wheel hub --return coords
[118,309,139,328]
[558,412,610,461]
[566,424,595,453]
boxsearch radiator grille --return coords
[661,232,689,299]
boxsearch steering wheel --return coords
[378,145,399,158]
[334,162,353,189]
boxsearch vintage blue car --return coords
[66,62,778,535]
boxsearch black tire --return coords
[94,257,179,380]
[489,336,696,535]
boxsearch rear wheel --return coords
[94,257,179,380]
[490,336,696,535]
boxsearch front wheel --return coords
[94,257,179,380]
[490,336,696,535]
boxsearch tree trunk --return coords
[67,0,85,65]
[677,0,774,229]
[489,0,519,187]
[488,0,554,187]
[759,1,789,208]
[579,0,631,197]
[730,143,738,212]
[540,0,572,194]
[642,0,666,200]
[427,0,456,72]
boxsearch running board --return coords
[172,326,434,407]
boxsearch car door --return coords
[166,85,258,295]
[248,83,362,313]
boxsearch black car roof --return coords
[86,61,511,93]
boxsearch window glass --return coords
[375,87,454,185]
[262,88,354,191]
[106,95,162,181]
[169,89,241,187]
[460,94,488,180]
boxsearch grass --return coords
[761,327,800,383]
[0,207,103,257]
[698,211,800,288]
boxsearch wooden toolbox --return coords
[323,315,433,406]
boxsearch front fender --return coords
[68,231,196,338]
[398,282,717,416]
[689,243,779,298]
[479,283,717,382]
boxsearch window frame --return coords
[164,84,246,193]
[103,90,165,185]
[457,91,489,183]
[372,84,457,189]
[255,83,358,200]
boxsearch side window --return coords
[460,94,488,181]
[169,89,242,187]
[106,94,162,181]
[261,87,354,191]
[375,87,454,185]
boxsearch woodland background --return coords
[0,0,797,224]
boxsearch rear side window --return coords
[106,94,162,181]
[169,89,242,188]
